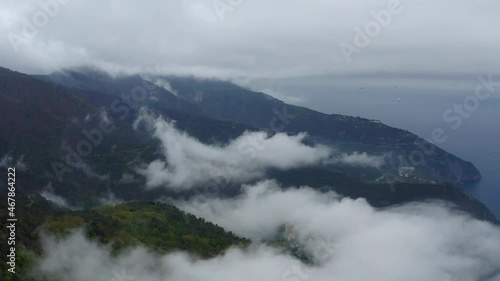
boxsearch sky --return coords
[2,0,500,112]
[1,0,499,81]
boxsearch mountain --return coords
[0,65,498,280]
[0,192,248,280]
[0,66,496,225]
[36,68,482,185]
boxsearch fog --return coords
[38,181,500,281]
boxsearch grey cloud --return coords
[0,0,499,80]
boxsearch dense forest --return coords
[0,191,248,280]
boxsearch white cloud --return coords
[0,154,27,171]
[37,182,500,281]
[176,180,500,280]
[98,191,124,206]
[37,230,297,281]
[40,183,70,208]
[142,75,178,96]
[0,154,13,167]
[135,115,331,190]
[80,164,109,181]
[15,155,27,171]
[99,109,112,126]
[118,173,136,184]
[175,180,341,239]
[40,190,69,208]
[253,87,306,105]
[329,151,388,168]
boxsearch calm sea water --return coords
[271,79,500,219]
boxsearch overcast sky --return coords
[1,0,499,79]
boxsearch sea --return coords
[261,76,500,219]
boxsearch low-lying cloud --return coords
[37,231,298,281]
[0,154,27,171]
[39,183,70,208]
[135,115,332,190]
[37,181,500,281]
[329,151,388,168]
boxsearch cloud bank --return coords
[1,0,499,80]
[37,181,500,281]
[135,115,332,190]
[328,151,388,168]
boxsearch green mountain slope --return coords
[0,192,248,280]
